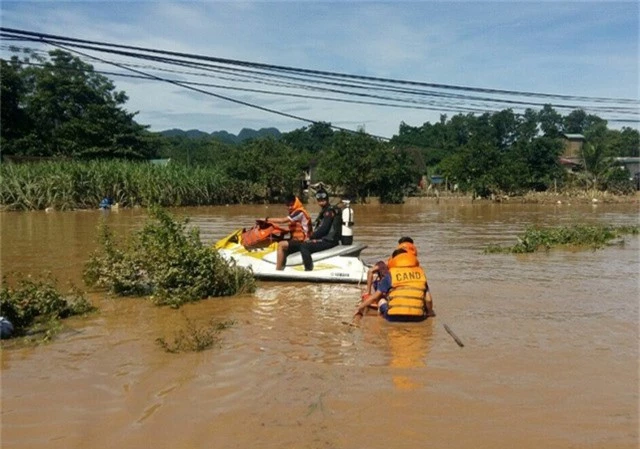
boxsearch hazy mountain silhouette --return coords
[159,127,282,143]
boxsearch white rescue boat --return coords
[214,228,369,284]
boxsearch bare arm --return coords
[364,265,379,295]
[265,217,289,225]
[424,285,435,317]
[354,290,383,319]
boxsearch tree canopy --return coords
[1,49,154,159]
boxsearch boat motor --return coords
[341,199,354,245]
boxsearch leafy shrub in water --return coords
[485,224,639,253]
[83,207,256,307]
[0,273,95,336]
[156,314,235,353]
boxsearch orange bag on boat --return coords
[241,220,287,249]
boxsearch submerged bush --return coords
[485,224,639,254]
[156,314,235,353]
[0,273,95,338]
[83,207,256,307]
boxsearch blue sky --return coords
[1,1,638,138]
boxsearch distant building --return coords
[561,133,585,165]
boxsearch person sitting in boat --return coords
[280,188,341,271]
[266,194,312,270]
[355,247,435,322]
[362,236,418,305]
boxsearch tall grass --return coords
[0,160,265,210]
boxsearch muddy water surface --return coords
[1,200,639,449]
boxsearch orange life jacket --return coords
[241,221,286,248]
[387,252,427,317]
[397,241,418,257]
[288,197,312,241]
[386,243,419,266]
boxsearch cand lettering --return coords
[394,271,424,282]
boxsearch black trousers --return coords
[285,239,338,271]
[299,240,338,271]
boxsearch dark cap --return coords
[315,189,329,200]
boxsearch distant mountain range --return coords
[159,127,282,144]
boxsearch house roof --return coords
[562,133,585,140]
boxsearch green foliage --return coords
[1,49,153,159]
[221,138,305,199]
[83,207,256,307]
[281,122,334,153]
[0,273,95,336]
[316,131,419,203]
[156,134,232,166]
[615,128,640,157]
[484,224,639,254]
[578,142,619,190]
[156,313,235,353]
[0,160,263,210]
[317,131,378,201]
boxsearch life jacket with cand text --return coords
[387,252,427,317]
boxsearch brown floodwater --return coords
[1,199,639,449]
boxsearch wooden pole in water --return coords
[443,323,464,347]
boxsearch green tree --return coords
[580,141,617,190]
[0,49,154,159]
[538,104,563,137]
[281,121,334,153]
[223,138,304,200]
[317,131,378,201]
[604,127,639,157]
[371,145,422,203]
[318,131,421,203]
[564,109,606,135]
[0,57,30,144]
[517,108,540,143]
[156,134,231,166]
[510,137,564,192]
[490,109,519,150]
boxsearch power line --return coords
[1,27,638,132]
[2,27,636,104]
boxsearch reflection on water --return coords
[1,200,638,449]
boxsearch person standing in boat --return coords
[294,188,341,271]
[355,248,435,322]
[266,194,312,270]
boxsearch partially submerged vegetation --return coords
[484,224,639,253]
[83,207,256,307]
[0,273,95,340]
[0,160,263,211]
[156,314,235,353]
[1,208,252,345]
